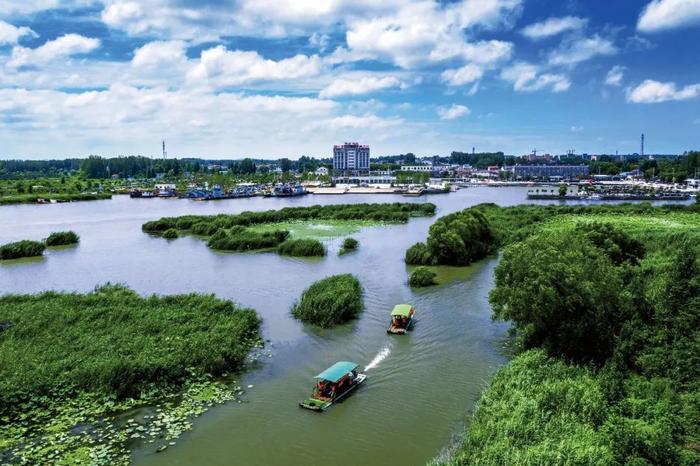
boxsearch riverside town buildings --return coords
[333,142,370,175]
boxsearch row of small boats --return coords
[299,304,415,412]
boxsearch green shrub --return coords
[162,228,178,240]
[405,207,494,266]
[339,237,358,255]
[342,237,358,250]
[426,209,494,265]
[409,267,437,287]
[490,231,626,363]
[0,284,261,413]
[45,231,79,246]
[142,217,177,232]
[0,240,46,260]
[277,238,326,257]
[208,229,289,251]
[405,242,433,265]
[292,274,363,327]
[192,221,222,236]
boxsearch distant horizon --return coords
[0,148,690,162]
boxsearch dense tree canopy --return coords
[406,208,494,266]
[490,231,629,362]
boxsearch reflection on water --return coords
[1,188,684,466]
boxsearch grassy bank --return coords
[432,203,700,465]
[292,274,363,327]
[144,203,435,256]
[0,285,262,464]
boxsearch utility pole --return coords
[641,133,645,158]
[162,140,167,160]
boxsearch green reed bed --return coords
[291,274,363,328]
[0,285,262,465]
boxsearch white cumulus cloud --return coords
[319,76,403,98]
[0,20,37,45]
[132,40,187,68]
[627,79,700,103]
[638,0,700,32]
[548,35,617,66]
[345,1,519,69]
[326,113,402,129]
[500,62,571,93]
[7,34,100,69]
[186,46,322,88]
[605,65,625,86]
[441,64,484,86]
[521,16,587,40]
[438,103,470,120]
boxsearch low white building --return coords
[333,175,396,187]
[400,165,433,172]
[315,167,329,176]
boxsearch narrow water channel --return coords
[2,188,678,465]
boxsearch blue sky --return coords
[0,0,699,159]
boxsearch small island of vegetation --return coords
[0,285,261,464]
[143,203,435,257]
[405,208,494,266]
[277,238,326,257]
[292,274,363,328]
[339,237,359,255]
[0,239,46,260]
[409,267,437,288]
[45,230,80,246]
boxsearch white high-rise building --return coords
[333,142,370,174]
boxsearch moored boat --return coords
[299,361,366,412]
[387,304,415,334]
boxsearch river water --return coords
[1,188,685,466]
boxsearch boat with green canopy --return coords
[387,304,415,334]
[299,361,367,412]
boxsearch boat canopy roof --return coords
[391,304,413,317]
[315,361,358,382]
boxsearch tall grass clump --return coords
[45,231,80,246]
[162,228,178,240]
[0,240,46,260]
[0,284,261,414]
[277,238,326,257]
[409,267,437,287]
[291,274,363,327]
[339,237,358,255]
[208,228,289,251]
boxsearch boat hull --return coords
[299,374,366,412]
[387,317,413,334]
